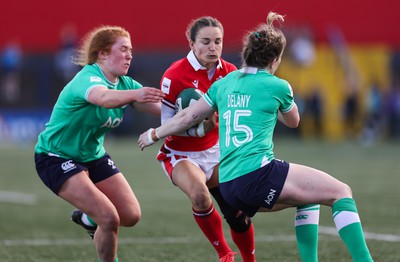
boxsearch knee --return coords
[120,208,141,227]
[97,210,120,231]
[328,182,353,206]
[190,187,212,210]
[339,182,353,198]
[225,211,252,233]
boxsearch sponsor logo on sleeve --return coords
[90,76,102,82]
[161,77,171,94]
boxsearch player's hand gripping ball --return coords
[174,88,216,137]
[175,88,204,113]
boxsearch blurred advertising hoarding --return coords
[0,110,50,145]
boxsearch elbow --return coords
[287,116,300,128]
[286,123,298,129]
[100,102,118,109]
[293,116,300,128]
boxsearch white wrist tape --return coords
[147,128,157,143]
[186,127,196,137]
[195,121,205,137]
[155,128,160,140]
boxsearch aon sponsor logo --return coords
[101,117,123,128]
[264,189,276,205]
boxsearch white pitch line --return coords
[1,227,399,247]
[0,190,37,205]
[1,237,201,247]
[319,226,400,242]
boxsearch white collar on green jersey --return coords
[240,67,258,74]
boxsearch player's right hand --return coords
[135,87,165,103]
[138,128,157,151]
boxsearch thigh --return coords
[58,171,117,221]
[206,163,219,189]
[88,153,120,183]
[197,144,220,181]
[157,146,202,182]
[172,160,208,198]
[95,173,141,225]
[35,153,87,195]
[157,145,218,182]
[277,163,352,207]
[259,203,294,212]
[220,160,289,217]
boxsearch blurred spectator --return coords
[54,23,80,85]
[288,25,316,67]
[304,87,323,137]
[1,38,22,104]
[387,80,400,139]
[360,82,385,146]
[342,77,360,138]
[327,25,362,139]
[389,50,400,82]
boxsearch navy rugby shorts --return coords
[34,153,120,195]
[219,159,289,217]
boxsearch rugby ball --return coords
[175,88,204,113]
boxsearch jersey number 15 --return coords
[222,109,253,147]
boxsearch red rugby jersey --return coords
[160,51,237,151]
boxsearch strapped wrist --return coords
[152,128,160,141]
[147,128,159,144]
[186,127,196,137]
[194,121,205,137]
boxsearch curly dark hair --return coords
[242,12,286,68]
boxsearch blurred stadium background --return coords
[0,0,399,261]
[1,0,400,143]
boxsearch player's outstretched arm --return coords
[138,98,214,150]
[88,86,165,108]
[134,101,162,116]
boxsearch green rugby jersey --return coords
[35,63,142,162]
[204,67,294,183]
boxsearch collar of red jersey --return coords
[187,50,223,71]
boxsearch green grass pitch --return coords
[0,137,399,261]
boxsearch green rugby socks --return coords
[332,198,373,262]
[295,204,320,262]
[98,257,118,262]
[82,213,97,227]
